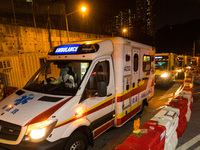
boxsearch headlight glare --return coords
[161,73,168,78]
[30,128,46,139]
[177,69,182,72]
[25,119,57,142]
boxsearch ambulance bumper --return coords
[0,138,66,150]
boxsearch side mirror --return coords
[86,90,92,98]
[97,81,107,97]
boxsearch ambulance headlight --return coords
[161,73,168,78]
[176,69,182,72]
[186,66,191,69]
[24,119,57,142]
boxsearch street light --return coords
[66,6,87,42]
[81,6,86,12]
[122,28,128,37]
[112,28,128,37]
[122,28,127,33]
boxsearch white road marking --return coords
[176,134,200,150]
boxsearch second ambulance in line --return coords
[155,53,178,86]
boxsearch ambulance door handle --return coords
[132,82,135,88]
[107,93,112,97]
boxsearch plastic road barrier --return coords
[115,73,194,150]
[164,131,178,150]
[177,96,191,121]
[150,108,179,150]
[142,120,166,150]
[180,87,193,111]
[163,105,187,138]
[176,115,187,138]
[174,96,191,122]
[184,77,193,87]
[168,98,188,119]
[115,123,166,150]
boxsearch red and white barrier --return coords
[180,87,193,111]
[115,74,194,150]
[172,96,191,122]
[115,120,166,150]
[150,108,179,150]
[176,115,187,137]
[165,131,178,150]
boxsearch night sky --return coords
[65,0,200,30]
[156,0,200,29]
[65,0,136,22]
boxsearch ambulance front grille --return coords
[0,120,21,141]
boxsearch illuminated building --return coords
[106,9,134,38]
[135,0,155,36]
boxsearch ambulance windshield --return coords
[177,61,183,67]
[24,60,91,96]
[155,61,168,70]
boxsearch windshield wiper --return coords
[47,83,65,92]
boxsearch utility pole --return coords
[46,6,53,49]
[11,0,17,25]
[193,41,195,56]
[32,1,36,28]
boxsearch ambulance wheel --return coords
[64,131,88,150]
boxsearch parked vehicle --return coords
[0,37,155,150]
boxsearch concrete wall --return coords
[0,24,108,56]
[0,24,109,95]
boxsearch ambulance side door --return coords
[132,49,140,107]
[81,57,115,134]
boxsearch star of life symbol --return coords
[14,94,34,105]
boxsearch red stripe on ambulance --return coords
[24,97,73,126]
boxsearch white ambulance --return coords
[155,53,178,86]
[0,37,155,150]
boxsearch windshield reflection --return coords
[155,61,168,70]
[24,60,91,96]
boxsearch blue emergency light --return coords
[54,44,81,54]
[50,43,99,55]
[155,56,162,59]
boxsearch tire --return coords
[64,131,88,150]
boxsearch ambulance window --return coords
[133,54,139,72]
[143,55,151,72]
[85,61,109,97]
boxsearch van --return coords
[155,53,178,86]
[176,55,191,78]
[188,56,200,71]
[0,37,155,150]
